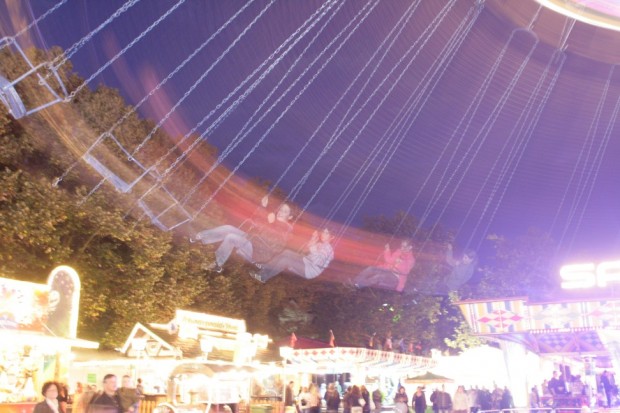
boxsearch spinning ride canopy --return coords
[536,0,620,32]
[457,296,620,368]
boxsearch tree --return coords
[471,228,557,299]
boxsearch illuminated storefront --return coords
[0,266,98,411]
[458,295,620,406]
[278,344,438,404]
[70,310,276,413]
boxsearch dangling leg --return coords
[354,268,399,290]
[215,231,253,267]
[193,225,247,245]
[365,270,399,291]
[254,250,305,283]
[352,266,380,288]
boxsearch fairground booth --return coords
[457,259,620,408]
[278,337,438,404]
[0,266,98,412]
[70,309,279,413]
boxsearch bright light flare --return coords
[536,0,620,32]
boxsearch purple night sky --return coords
[1,0,619,271]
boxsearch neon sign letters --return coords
[560,260,620,289]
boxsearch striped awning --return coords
[284,346,436,374]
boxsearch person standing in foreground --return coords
[412,386,427,413]
[430,386,452,413]
[453,386,469,413]
[371,387,382,413]
[33,382,60,413]
[285,381,296,409]
[118,375,140,413]
[601,370,614,408]
[90,374,122,413]
[324,382,341,413]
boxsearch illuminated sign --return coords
[0,278,49,331]
[560,260,620,289]
[0,266,81,338]
[175,309,246,334]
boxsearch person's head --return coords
[41,382,58,400]
[320,228,334,243]
[462,249,476,264]
[276,203,292,222]
[400,239,412,251]
[398,386,405,393]
[122,375,132,388]
[103,374,117,395]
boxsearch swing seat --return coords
[0,74,27,118]
[0,37,68,119]
[82,133,152,193]
[137,184,192,231]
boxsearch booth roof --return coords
[148,324,234,360]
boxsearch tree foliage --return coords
[470,229,557,299]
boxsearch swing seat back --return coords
[0,37,68,119]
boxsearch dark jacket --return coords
[430,391,451,410]
[33,401,56,413]
[413,392,427,413]
[325,390,341,411]
[247,208,292,263]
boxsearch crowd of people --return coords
[34,374,143,413]
[32,370,617,413]
[284,382,517,413]
[285,382,375,413]
[534,370,618,409]
[192,195,477,293]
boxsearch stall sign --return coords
[175,309,246,334]
[0,266,81,338]
[560,260,620,289]
[0,277,48,332]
